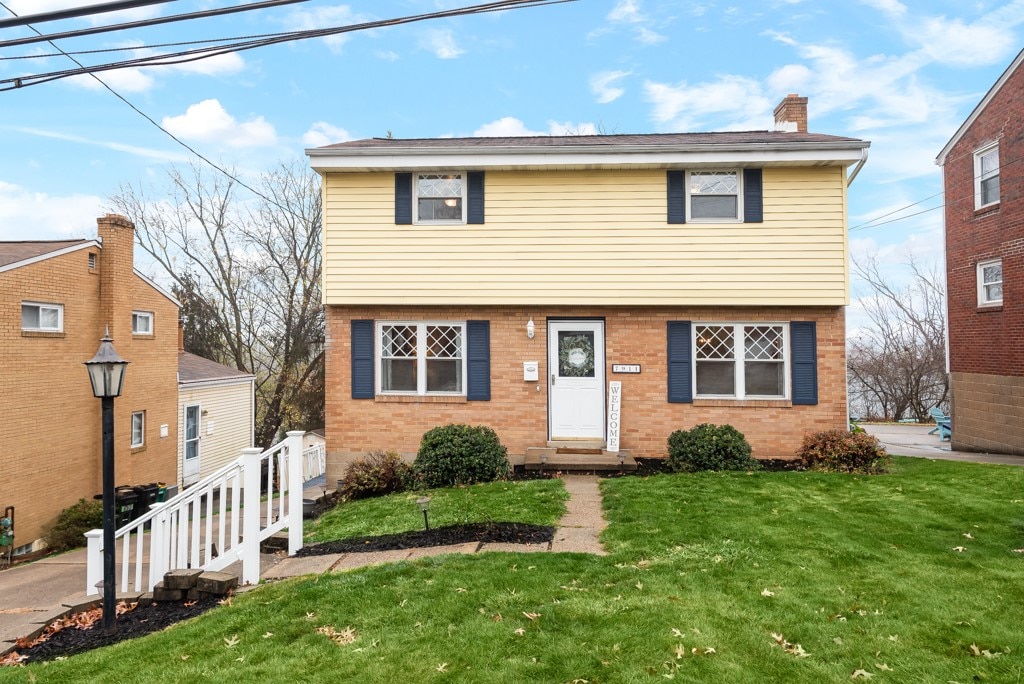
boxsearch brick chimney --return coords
[96,214,136,343]
[774,94,808,133]
[178,319,185,353]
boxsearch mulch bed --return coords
[2,596,223,666]
[297,522,554,556]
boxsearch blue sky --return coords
[2,0,1023,302]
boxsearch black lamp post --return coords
[84,328,129,635]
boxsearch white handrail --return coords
[302,443,326,482]
[86,430,306,595]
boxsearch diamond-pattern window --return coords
[695,326,734,360]
[379,322,465,395]
[690,172,738,195]
[418,174,463,197]
[744,326,784,361]
[416,174,464,222]
[688,171,740,220]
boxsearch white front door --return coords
[184,404,201,485]
[548,320,605,440]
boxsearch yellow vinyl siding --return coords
[177,380,254,485]
[322,167,849,306]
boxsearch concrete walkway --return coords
[1,475,607,650]
[863,423,1024,466]
[264,474,608,580]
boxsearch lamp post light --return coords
[84,329,129,635]
[416,496,431,531]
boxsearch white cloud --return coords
[283,5,366,52]
[12,126,190,162]
[68,68,155,93]
[0,181,105,240]
[636,27,668,44]
[644,76,774,130]
[608,0,643,22]
[590,70,632,104]
[767,64,812,92]
[166,52,246,77]
[162,100,277,148]
[376,50,400,62]
[303,122,352,148]
[473,117,599,137]
[421,29,465,59]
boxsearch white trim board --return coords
[0,240,98,274]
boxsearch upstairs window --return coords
[21,302,63,332]
[132,311,154,335]
[415,174,465,223]
[688,171,740,221]
[978,259,1002,305]
[131,411,145,448]
[975,143,1000,209]
[694,323,787,398]
[378,322,465,395]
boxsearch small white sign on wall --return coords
[607,381,622,453]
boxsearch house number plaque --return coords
[612,364,641,374]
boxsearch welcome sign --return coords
[607,381,622,453]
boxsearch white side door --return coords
[183,404,201,485]
[548,320,605,440]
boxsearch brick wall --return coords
[949,372,1024,454]
[324,305,846,483]
[943,59,1024,452]
[0,216,178,549]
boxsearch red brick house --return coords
[308,95,869,480]
[937,47,1024,455]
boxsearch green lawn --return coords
[4,458,1024,683]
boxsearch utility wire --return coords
[1,0,572,90]
[0,0,174,29]
[0,0,310,50]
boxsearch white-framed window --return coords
[415,173,465,224]
[378,321,466,395]
[131,411,145,448]
[132,311,153,335]
[977,259,1003,305]
[21,302,63,332]
[974,143,1000,209]
[688,170,742,222]
[694,323,788,399]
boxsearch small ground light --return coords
[417,496,431,531]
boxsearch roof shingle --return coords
[0,240,91,269]
[178,352,253,384]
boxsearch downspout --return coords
[847,147,869,186]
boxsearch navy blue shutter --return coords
[667,321,693,403]
[467,171,485,224]
[466,320,490,401]
[667,171,686,224]
[395,173,412,224]
[790,321,818,405]
[351,320,375,399]
[743,168,763,223]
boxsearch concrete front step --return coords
[524,447,636,472]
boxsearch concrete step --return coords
[524,448,636,472]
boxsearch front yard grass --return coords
[4,457,1023,683]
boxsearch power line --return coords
[0,0,573,90]
[0,0,174,29]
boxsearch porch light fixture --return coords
[526,318,535,339]
[83,327,129,635]
[416,496,431,531]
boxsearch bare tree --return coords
[848,252,948,421]
[112,161,323,447]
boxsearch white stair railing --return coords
[302,443,326,482]
[85,430,305,595]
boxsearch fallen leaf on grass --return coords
[761,588,774,597]
[952,546,967,553]
[963,533,974,539]
[523,612,541,621]
[876,663,892,671]
[436,663,448,673]
[851,669,873,679]
[674,644,686,659]
[316,625,357,646]
[305,612,317,621]
[224,635,240,648]
[262,632,274,639]
[771,633,810,658]
[492,613,503,622]
[180,655,189,661]
[514,628,526,636]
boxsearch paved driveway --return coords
[862,423,1024,466]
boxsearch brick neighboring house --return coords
[936,47,1024,455]
[307,95,869,482]
[0,215,179,553]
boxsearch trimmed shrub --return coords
[797,429,890,474]
[44,498,103,553]
[340,450,413,500]
[666,423,759,472]
[414,424,510,488]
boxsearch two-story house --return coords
[936,47,1024,455]
[308,95,869,481]
[0,215,179,553]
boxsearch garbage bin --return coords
[133,483,160,516]
[155,483,168,502]
[114,487,138,528]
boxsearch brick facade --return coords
[0,215,178,551]
[325,305,846,484]
[942,51,1024,453]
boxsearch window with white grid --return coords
[378,322,465,395]
[977,259,1002,305]
[694,323,788,398]
[416,173,465,223]
[688,170,741,221]
[974,143,1000,209]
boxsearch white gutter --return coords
[847,147,869,185]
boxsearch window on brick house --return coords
[978,259,1002,305]
[131,411,145,448]
[378,322,466,395]
[21,302,63,332]
[132,311,153,335]
[974,143,1000,209]
[694,323,788,398]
